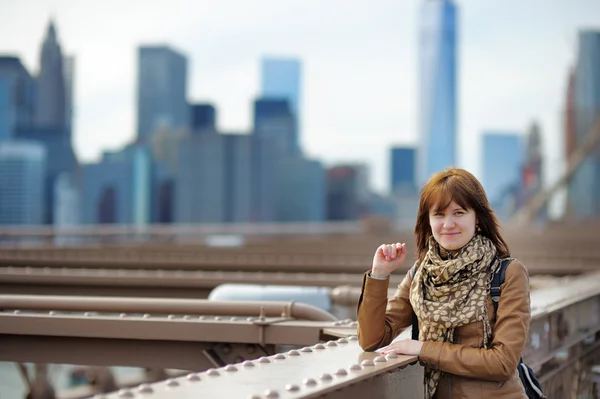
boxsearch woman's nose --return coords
[443,217,455,228]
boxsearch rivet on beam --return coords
[137,384,154,393]
[264,390,279,398]
[13,310,20,315]
[301,347,313,353]
[303,378,317,386]
[350,321,359,327]
[166,379,179,387]
[361,360,375,367]
[287,350,300,356]
[206,369,220,376]
[167,314,176,320]
[183,315,192,320]
[186,373,201,381]
[335,368,348,376]
[337,338,349,344]
[84,312,93,317]
[258,357,271,364]
[119,313,127,318]
[285,384,300,392]
[143,314,151,319]
[273,354,285,360]
[319,373,333,381]
[326,341,338,347]
[374,356,387,363]
[348,336,358,341]
[224,365,238,372]
[118,389,134,398]
[385,353,398,360]
[49,311,56,316]
[242,361,255,368]
[314,344,326,350]
[349,364,362,371]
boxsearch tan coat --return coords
[357,260,531,398]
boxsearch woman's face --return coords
[429,200,477,251]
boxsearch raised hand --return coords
[371,242,408,279]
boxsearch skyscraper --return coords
[35,20,66,129]
[0,141,46,225]
[137,46,188,142]
[568,30,600,218]
[0,56,36,141]
[260,57,301,154]
[390,147,417,194]
[418,0,458,184]
[482,132,523,208]
[253,98,296,156]
[63,55,75,132]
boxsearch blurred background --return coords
[0,0,598,232]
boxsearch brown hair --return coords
[414,168,510,264]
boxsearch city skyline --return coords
[1,0,599,211]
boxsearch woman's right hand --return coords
[371,243,408,278]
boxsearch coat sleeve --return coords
[357,264,417,351]
[418,260,531,381]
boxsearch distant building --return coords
[482,132,523,213]
[567,30,600,218]
[190,103,216,133]
[274,157,326,222]
[326,165,370,221]
[137,46,188,142]
[35,20,67,130]
[0,141,46,225]
[81,146,151,225]
[390,147,417,194]
[261,57,301,153]
[0,56,36,141]
[63,55,75,134]
[253,98,296,156]
[53,172,80,245]
[418,0,458,184]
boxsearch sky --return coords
[1,0,599,216]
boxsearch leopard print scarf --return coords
[409,234,500,398]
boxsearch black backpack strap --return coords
[411,264,419,340]
[491,258,512,314]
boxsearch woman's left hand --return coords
[379,340,424,356]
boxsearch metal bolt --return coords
[166,379,179,387]
[319,373,333,381]
[287,350,300,356]
[348,336,358,341]
[326,341,338,347]
[13,310,20,315]
[361,360,375,367]
[285,384,300,392]
[138,384,154,394]
[199,316,207,320]
[230,317,239,321]
[84,312,92,317]
[49,311,56,316]
[186,373,201,381]
[264,390,279,398]
[258,357,271,364]
[118,389,134,398]
[374,356,387,363]
[314,344,326,350]
[335,368,348,376]
[143,314,151,319]
[349,364,362,371]
[337,338,349,344]
[207,369,220,376]
[385,353,398,360]
[120,313,127,318]
[183,315,191,320]
[303,378,317,386]
[247,317,255,322]
[301,347,313,353]
[242,361,255,368]
[224,365,238,372]
[273,354,285,360]
[215,316,222,321]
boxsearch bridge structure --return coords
[1,222,600,399]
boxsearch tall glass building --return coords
[482,132,523,208]
[137,46,188,142]
[418,0,458,184]
[568,30,600,218]
[260,57,301,154]
[0,141,46,225]
[0,56,36,142]
[390,147,417,194]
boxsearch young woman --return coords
[357,168,530,398]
